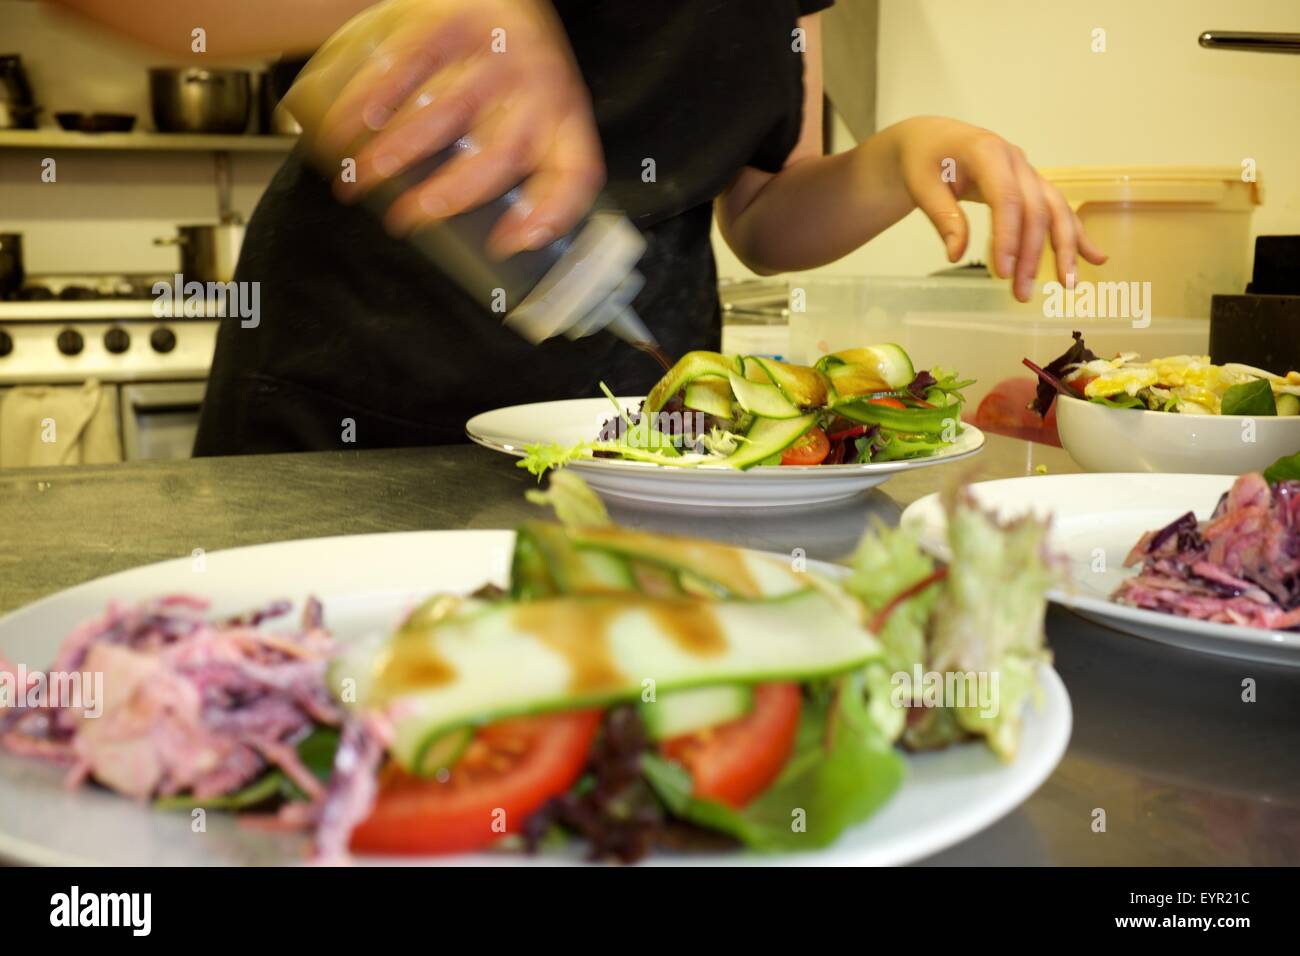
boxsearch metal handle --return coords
[1198,31,1300,54]
[153,236,187,247]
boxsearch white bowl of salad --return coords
[1029,333,1300,475]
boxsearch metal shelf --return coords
[0,129,298,152]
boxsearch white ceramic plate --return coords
[900,473,1300,666]
[0,530,1069,866]
[465,397,985,509]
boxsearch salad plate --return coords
[0,527,1069,866]
[900,473,1300,666]
[467,397,985,508]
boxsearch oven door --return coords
[119,381,206,461]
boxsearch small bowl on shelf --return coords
[54,112,137,133]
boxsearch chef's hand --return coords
[893,116,1107,301]
[325,0,603,257]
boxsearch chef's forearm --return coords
[47,0,380,57]
[716,123,917,276]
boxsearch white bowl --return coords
[1055,393,1300,474]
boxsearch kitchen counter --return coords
[1,434,1297,865]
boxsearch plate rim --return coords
[465,396,986,480]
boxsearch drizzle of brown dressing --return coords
[369,595,463,702]
[513,600,627,693]
[513,596,730,693]
[633,341,676,373]
[648,599,726,657]
[371,633,458,702]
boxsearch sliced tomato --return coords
[660,683,802,808]
[868,396,907,409]
[780,426,830,466]
[350,710,601,855]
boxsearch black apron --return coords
[194,0,831,455]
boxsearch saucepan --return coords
[149,68,251,134]
[153,222,245,283]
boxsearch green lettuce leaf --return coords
[524,470,611,528]
[641,678,903,851]
[516,440,692,479]
[843,522,939,673]
[860,430,954,463]
[920,492,1056,760]
[841,521,943,744]
[517,441,594,479]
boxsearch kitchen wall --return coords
[0,1,281,274]
[713,0,1300,280]
[6,0,1297,280]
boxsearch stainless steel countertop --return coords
[1,434,1297,865]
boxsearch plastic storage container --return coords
[786,274,1210,412]
[1034,165,1262,320]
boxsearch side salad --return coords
[520,345,973,475]
[1026,331,1300,417]
[1115,453,1300,630]
[1,473,1054,864]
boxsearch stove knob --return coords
[150,326,177,354]
[56,328,84,356]
[0,329,12,358]
[104,326,131,354]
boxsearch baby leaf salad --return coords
[0,473,1054,864]
[519,345,973,475]
[1027,331,1300,417]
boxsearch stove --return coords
[0,273,221,462]
[9,273,180,302]
[0,272,219,385]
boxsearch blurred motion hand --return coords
[323,0,604,256]
[892,116,1107,301]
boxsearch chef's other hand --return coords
[325,0,604,257]
[892,116,1107,301]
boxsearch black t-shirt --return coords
[194,0,832,455]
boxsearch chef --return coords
[53,0,1104,453]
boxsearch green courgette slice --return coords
[332,588,882,774]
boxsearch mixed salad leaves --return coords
[1,473,1055,864]
[1027,331,1300,417]
[519,345,973,475]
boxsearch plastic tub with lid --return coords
[1034,165,1262,320]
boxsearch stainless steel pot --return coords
[149,68,251,134]
[153,222,245,283]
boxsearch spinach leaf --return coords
[154,727,340,811]
[1264,450,1300,484]
[1221,379,1276,416]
